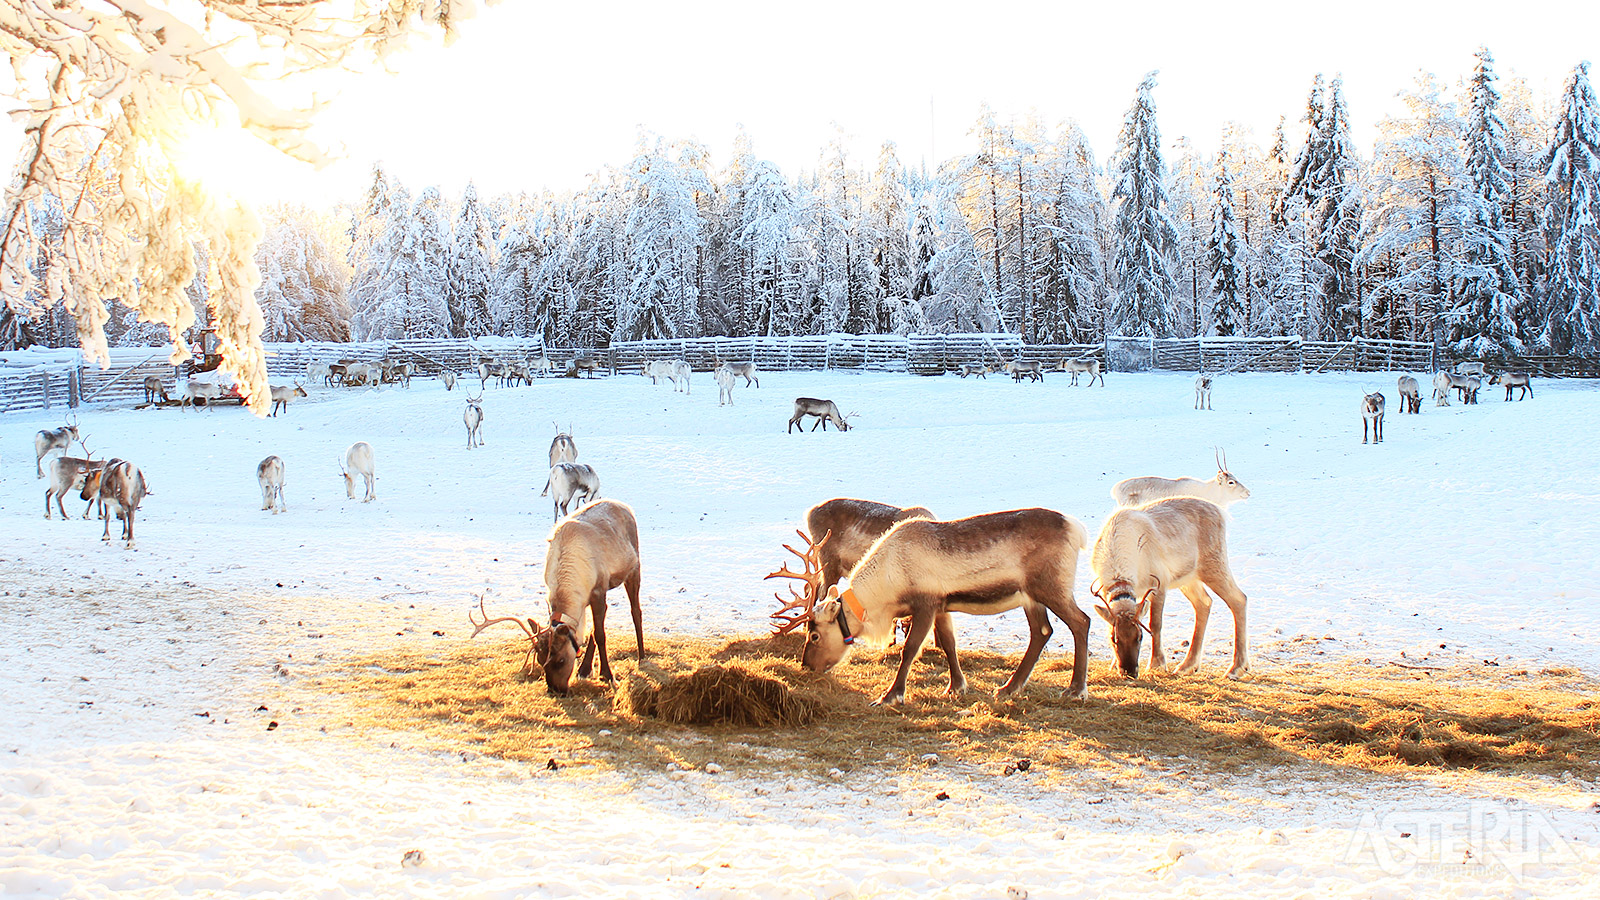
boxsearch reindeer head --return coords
[339,454,355,499]
[1213,449,1250,502]
[1092,580,1155,678]
[802,586,856,673]
[532,621,583,694]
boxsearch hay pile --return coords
[627,663,816,727]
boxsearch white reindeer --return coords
[45,454,105,519]
[306,361,331,386]
[441,370,458,391]
[543,462,599,521]
[1194,374,1213,410]
[720,361,759,387]
[1003,359,1044,383]
[1059,358,1104,386]
[179,380,222,411]
[268,382,307,417]
[1454,361,1489,378]
[34,417,79,478]
[1111,450,1250,508]
[1490,371,1533,400]
[340,442,376,502]
[642,360,672,385]
[1396,375,1422,414]
[1362,391,1385,444]
[1090,496,1249,680]
[714,365,736,406]
[957,362,990,379]
[669,360,691,394]
[257,455,286,513]
[464,393,485,449]
[468,500,643,694]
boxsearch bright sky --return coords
[6,0,1599,206]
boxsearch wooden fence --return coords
[0,366,78,413]
[1109,336,1437,374]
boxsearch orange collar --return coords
[838,587,868,624]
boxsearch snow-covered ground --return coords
[2,369,1597,897]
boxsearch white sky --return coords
[6,0,1599,206]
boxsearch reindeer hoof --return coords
[1227,665,1251,680]
[871,692,906,707]
[945,681,970,697]
[1063,685,1088,701]
[1175,662,1199,676]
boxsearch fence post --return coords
[69,368,80,408]
[40,372,51,409]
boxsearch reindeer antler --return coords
[764,529,831,634]
[468,592,542,674]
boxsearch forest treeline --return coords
[14,50,1600,359]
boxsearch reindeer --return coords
[81,459,148,548]
[1396,375,1422,414]
[268,382,307,417]
[714,365,736,406]
[803,508,1092,705]
[1454,361,1489,378]
[179,380,223,410]
[643,360,672,385]
[1194,374,1213,410]
[45,453,106,519]
[1459,376,1482,405]
[469,500,643,694]
[1491,371,1532,401]
[463,393,485,449]
[1059,358,1104,386]
[504,361,529,387]
[343,363,380,388]
[1434,371,1475,406]
[142,375,169,405]
[1003,359,1044,383]
[1112,450,1250,508]
[720,361,758,387]
[957,362,990,379]
[571,357,603,378]
[543,462,599,521]
[533,353,556,377]
[768,498,938,637]
[788,398,853,432]
[306,361,331,386]
[391,361,414,388]
[257,455,286,513]
[549,426,577,466]
[340,442,376,502]
[1362,391,1385,443]
[325,360,354,387]
[669,360,691,394]
[1090,496,1249,680]
[441,370,458,391]
[34,416,80,478]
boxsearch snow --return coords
[2,369,1598,897]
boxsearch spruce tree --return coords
[1208,161,1245,335]
[1109,71,1180,337]
[1540,61,1600,353]
[1451,47,1525,357]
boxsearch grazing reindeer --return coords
[1454,361,1489,378]
[463,393,485,449]
[469,499,643,694]
[45,454,106,519]
[769,499,937,635]
[1003,359,1044,382]
[1459,376,1482,405]
[441,370,457,391]
[669,359,691,393]
[1112,450,1250,508]
[268,382,307,417]
[1059,358,1104,386]
[719,361,758,387]
[179,380,223,410]
[643,360,672,385]
[714,365,736,406]
[1090,496,1249,679]
[340,442,376,502]
[1194,374,1213,410]
[1396,375,1422,414]
[306,361,330,386]
[1491,371,1532,401]
[1433,371,1478,406]
[1362,391,1385,444]
[958,362,990,379]
[81,460,149,548]
[804,508,1092,705]
[543,462,599,521]
[142,375,168,405]
[257,455,286,513]
[324,360,351,387]
[788,398,853,432]
[34,416,80,478]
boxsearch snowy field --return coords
[2,368,1598,897]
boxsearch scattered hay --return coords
[627,664,816,727]
[315,631,1600,781]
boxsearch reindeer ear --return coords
[1093,604,1115,625]
[814,598,842,623]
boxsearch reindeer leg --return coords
[997,602,1054,699]
[1033,591,1091,701]
[933,612,968,696]
[626,568,644,662]
[1201,567,1250,679]
[586,588,614,682]
[876,608,935,707]
[1174,584,1212,675]
[1147,587,1170,672]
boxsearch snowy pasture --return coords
[2,369,1598,897]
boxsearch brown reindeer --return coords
[1090,497,1249,680]
[1362,391,1385,444]
[767,498,934,636]
[81,460,149,548]
[803,508,1091,705]
[1396,376,1422,414]
[469,499,643,694]
[1490,371,1532,400]
[788,398,853,432]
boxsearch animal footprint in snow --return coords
[401,849,425,868]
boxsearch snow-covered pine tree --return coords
[254,209,349,341]
[448,183,497,337]
[1169,138,1212,337]
[618,138,705,341]
[1207,160,1245,336]
[927,175,999,333]
[1539,61,1600,354]
[739,158,798,336]
[1284,76,1363,338]
[1034,124,1108,343]
[1449,48,1526,357]
[1109,71,1180,337]
[866,142,915,334]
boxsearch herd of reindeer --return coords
[25,352,1537,707]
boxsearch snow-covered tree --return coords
[617,139,705,340]
[0,0,477,411]
[1208,161,1245,335]
[448,183,497,337]
[1109,72,1180,337]
[1285,76,1364,339]
[1449,48,1526,357]
[255,210,349,342]
[866,142,915,333]
[1539,61,1600,354]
